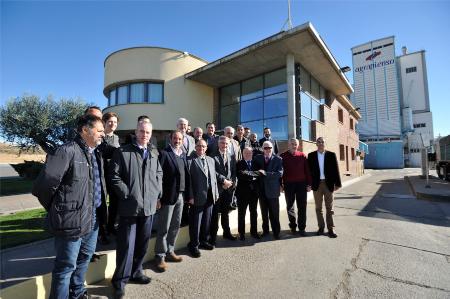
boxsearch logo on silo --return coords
[366,51,381,61]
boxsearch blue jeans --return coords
[50,220,98,299]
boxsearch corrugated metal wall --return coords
[364,141,404,169]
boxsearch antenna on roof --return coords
[281,0,293,31]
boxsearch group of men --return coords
[32,107,342,299]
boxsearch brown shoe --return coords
[155,257,168,272]
[166,252,183,263]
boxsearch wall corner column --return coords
[287,54,296,139]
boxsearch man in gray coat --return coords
[187,139,219,257]
[109,120,162,298]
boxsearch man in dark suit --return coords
[211,136,238,244]
[203,122,219,157]
[234,125,249,151]
[166,118,195,156]
[236,147,261,240]
[155,131,191,272]
[249,133,263,157]
[307,137,342,238]
[253,141,283,239]
[186,139,219,257]
[259,127,279,155]
[109,120,162,298]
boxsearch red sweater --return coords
[280,151,312,185]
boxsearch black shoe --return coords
[129,275,151,284]
[189,247,201,258]
[239,234,245,241]
[274,234,281,240]
[290,227,297,235]
[251,232,262,239]
[113,288,125,299]
[90,253,101,262]
[199,242,215,250]
[261,230,270,237]
[223,232,237,241]
[328,230,338,238]
[299,230,306,236]
[317,228,324,236]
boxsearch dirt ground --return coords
[0,143,46,164]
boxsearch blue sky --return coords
[1,0,449,137]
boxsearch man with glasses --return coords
[307,137,341,238]
[253,141,283,239]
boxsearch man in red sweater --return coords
[280,138,312,236]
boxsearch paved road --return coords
[0,164,19,178]
[86,169,450,298]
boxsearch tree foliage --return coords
[0,94,89,154]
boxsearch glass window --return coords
[311,99,320,121]
[299,66,310,93]
[311,77,320,100]
[109,89,116,106]
[242,76,263,101]
[301,116,311,141]
[319,86,326,105]
[130,83,145,103]
[301,92,312,118]
[117,85,128,105]
[221,103,239,128]
[148,83,163,103]
[241,98,263,122]
[241,120,264,141]
[264,68,287,96]
[264,92,287,119]
[220,83,240,106]
[264,116,288,140]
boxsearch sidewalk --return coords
[405,175,450,201]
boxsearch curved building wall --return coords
[103,47,213,131]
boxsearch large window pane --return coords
[311,99,320,121]
[241,120,264,141]
[117,85,128,105]
[264,92,287,119]
[264,68,287,96]
[242,76,263,101]
[109,89,116,106]
[220,103,239,128]
[148,83,163,103]
[264,116,288,140]
[311,77,320,100]
[220,83,240,106]
[301,116,311,141]
[319,86,326,105]
[301,92,312,118]
[130,83,145,103]
[300,66,310,93]
[241,98,263,122]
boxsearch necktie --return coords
[201,157,207,171]
[142,148,148,160]
[265,156,269,164]
[183,136,188,149]
[247,161,251,170]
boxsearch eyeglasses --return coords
[196,145,207,148]
[317,141,324,144]
[263,147,272,150]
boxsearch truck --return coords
[436,135,450,180]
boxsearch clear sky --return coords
[1,0,449,137]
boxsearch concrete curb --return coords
[404,176,450,202]
[1,173,369,299]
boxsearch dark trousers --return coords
[112,215,153,290]
[284,182,308,231]
[188,192,213,249]
[237,192,258,236]
[260,195,280,236]
[210,192,232,243]
[107,191,118,233]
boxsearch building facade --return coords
[351,37,434,168]
[103,23,362,176]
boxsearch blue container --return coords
[364,142,404,169]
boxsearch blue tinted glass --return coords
[264,92,287,119]
[241,120,264,141]
[301,92,312,118]
[109,89,116,106]
[221,103,239,128]
[241,98,263,122]
[264,116,288,140]
[149,83,163,103]
[311,99,320,121]
[117,86,128,104]
[264,68,287,96]
[301,116,311,141]
[130,83,145,103]
[242,76,263,101]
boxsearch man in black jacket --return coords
[109,120,163,298]
[307,137,342,238]
[155,131,191,272]
[32,114,106,299]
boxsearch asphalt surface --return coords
[86,169,450,299]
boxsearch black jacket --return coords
[159,146,192,205]
[236,159,261,197]
[307,151,342,192]
[32,135,107,238]
[108,142,163,217]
